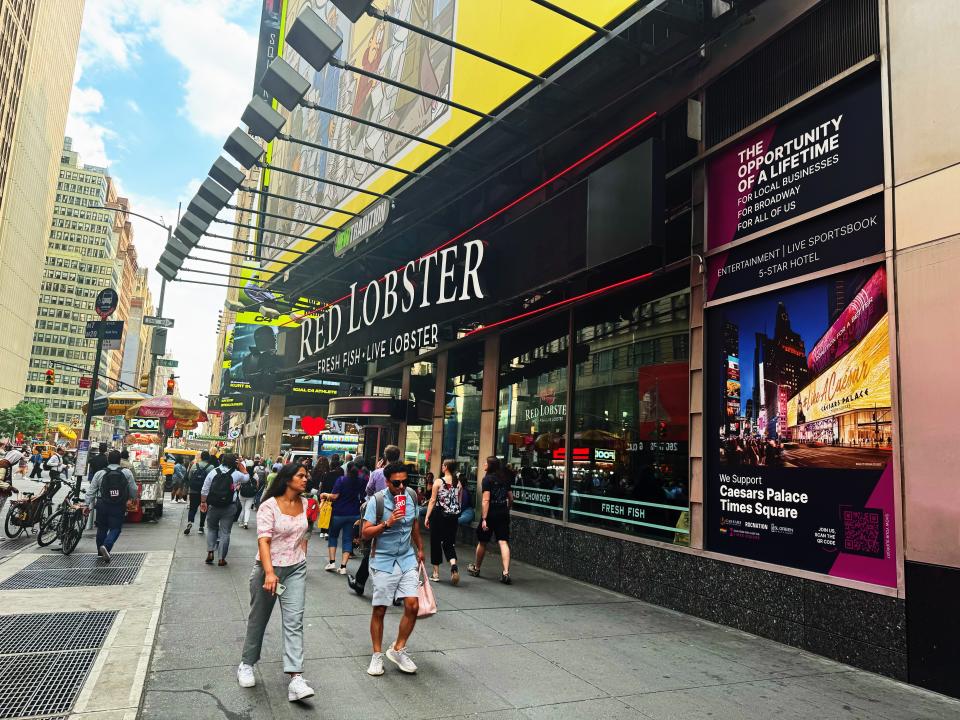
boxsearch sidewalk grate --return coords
[0,649,96,718]
[0,553,145,590]
[0,611,117,654]
[0,566,140,590]
[27,552,147,570]
[0,535,39,557]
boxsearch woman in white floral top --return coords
[237,463,316,702]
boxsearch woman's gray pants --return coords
[241,561,306,673]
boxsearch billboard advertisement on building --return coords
[259,0,639,268]
[706,71,883,252]
[253,0,284,101]
[706,194,885,301]
[705,264,895,587]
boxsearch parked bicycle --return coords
[4,477,62,539]
[37,476,86,555]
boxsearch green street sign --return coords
[157,359,179,368]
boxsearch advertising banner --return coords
[706,72,883,252]
[261,0,640,268]
[705,264,896,587]
[707,195,884,301]
[253,0,283,101]
[207,395,251,413]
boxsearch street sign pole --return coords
[82,321,106,441]
[85,287,119,442]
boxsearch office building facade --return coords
[0,0,84,407]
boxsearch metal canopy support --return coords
[227,202,349,228]
[258,162,394,200]
[203,230,311,256]
[213,215,338,237]
[237,186,359,217]
[277,132,420,176]
[331,58,495,121]
[366,5,547,85]
[300,98,455,153]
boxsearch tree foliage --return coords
[0,401,47,439]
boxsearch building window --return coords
[566,287,690,545]
[405,360,436,477]
[442,344,483,502]
[496,313,568,520]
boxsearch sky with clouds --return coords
[67,0,263,407]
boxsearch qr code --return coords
[840,507,884,558]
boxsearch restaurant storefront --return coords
[245,0,960,698]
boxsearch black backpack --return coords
[101,468,129,505]
[207,468,234,507]
[238,472,256,498]
[189,463,208,493]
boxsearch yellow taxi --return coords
[34,444,55,460]
[160,448,199,476]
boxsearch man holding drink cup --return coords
[361,463,424,675]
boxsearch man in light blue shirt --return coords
[361,463,423,677]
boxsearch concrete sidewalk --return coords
[137,501,960,720]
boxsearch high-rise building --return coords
[23,140,118,427]
[121,268,154,391]
[0,0,84,407]
[109,193,138,384]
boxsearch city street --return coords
[0,499,956,719]
[0,0,958,713]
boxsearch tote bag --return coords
[417,561,438,618]
[317,500,333,531]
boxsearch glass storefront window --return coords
[442,345,483,502]
[568,288,690,544]
[371,371,402,398]
[406,360,436,479]
[496,314,568,519]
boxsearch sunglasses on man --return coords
[388,479,407,487]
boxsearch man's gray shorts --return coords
[370,565,419,607]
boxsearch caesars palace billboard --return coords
[257,0,640,269]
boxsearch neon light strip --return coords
[290,111,658,323]
[463,270,655,336]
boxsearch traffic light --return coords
[139,373,150,393]
[166,377,175,395]
[45,368,55,386]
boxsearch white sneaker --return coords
[337,565,347,575]
[324,562,336,572]
[386,645,418,674]
[98,545,111,563]
[367,652,384,676]
[237,663,255,688]
[287,674,314,701]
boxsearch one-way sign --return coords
[143,316,175,328]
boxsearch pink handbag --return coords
[417,561,437,618]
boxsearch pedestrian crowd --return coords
[173,445,517,703]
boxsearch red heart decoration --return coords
[301,416,327,435]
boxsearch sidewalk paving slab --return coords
[131,500,960,720]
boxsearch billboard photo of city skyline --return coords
[713,264,892,470]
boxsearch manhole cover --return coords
[0,566,140,590]
[0,649,96,718]
[0,611,117,654]
[28,552,147,570]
